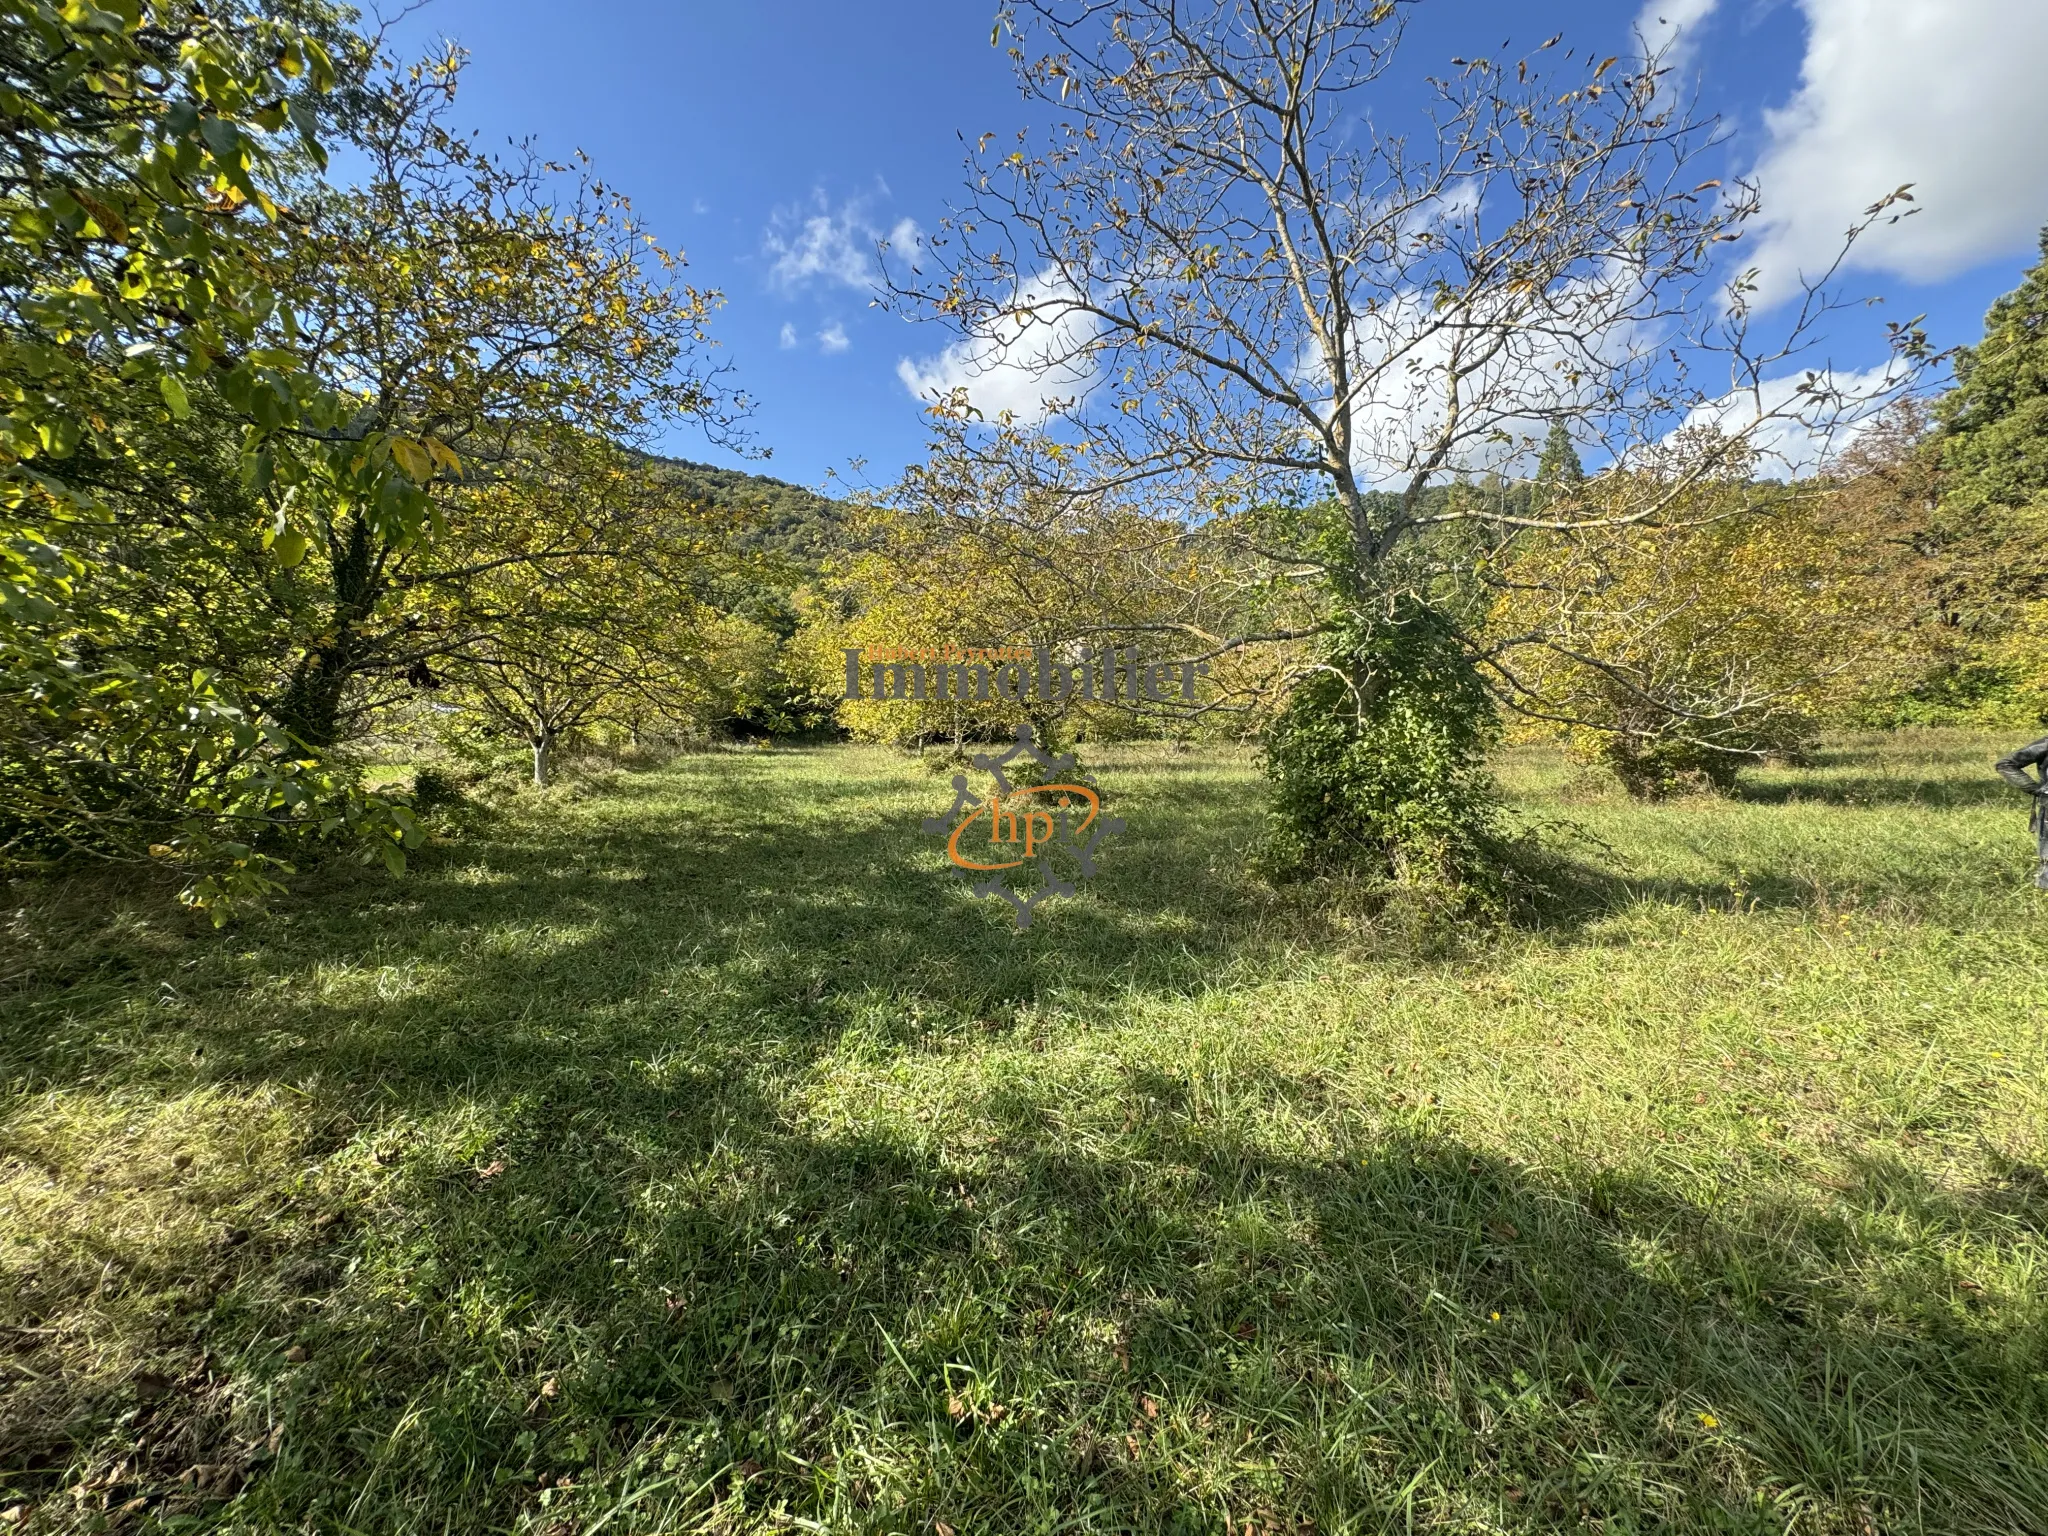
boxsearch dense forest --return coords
[648,455,850,564]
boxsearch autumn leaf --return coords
[389,436,435,483]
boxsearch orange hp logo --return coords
[923,726,1122,928]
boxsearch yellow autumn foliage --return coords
[791,495,1244,748]
[1489,474,1911,794]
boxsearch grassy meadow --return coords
[2,731,2045,1534]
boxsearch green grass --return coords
[2,731,2045,1534]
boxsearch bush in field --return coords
[1260,601,1506,888]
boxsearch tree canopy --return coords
[0,3,760,913]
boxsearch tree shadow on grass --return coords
[3,751,2044,1529]
[0,751,1294,1508]
[2,740,2032,1123]
[1729,777,2018,810]
[38,1060,2042,1533]
[1510,813,2036,935]
[1,752,1276,1092]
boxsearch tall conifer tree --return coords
[1532,420,1585,509]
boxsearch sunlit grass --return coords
[2,731,2044,1532]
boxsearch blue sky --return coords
[382,0,2048,490]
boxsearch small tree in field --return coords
[1490,461,1909,796]
[262,53,745,752]
[805,455,1245,750]
[433,442,751,786]
[887,0,1918,893]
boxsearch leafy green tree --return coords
[256,53,745,751]
[804,447,1242,752]
[1260,597,1502,880]
[433,438,761,784]
[1491,469,1908,795]
[0,0,433,913]
[1924,229,2048,694]
[1938,230,2048,511]
[0,11,744,913]
[1839,240,2048,730]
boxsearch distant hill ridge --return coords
[647,453,850,564]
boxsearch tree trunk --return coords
[531,730,552,789]
[275,516,379,749]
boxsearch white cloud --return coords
[778,322,798,349]
[885,217,925,271]
[1744,0,2048,304]
[763,191,925,294]
[1314,261,1895,486]
[1634,0,1721,74]
[765,197,875,291]
[817,321,850,354]
[1675,362,1905,478]
[1324,263,1904,484]
[896,270,1100,424]
[1328,262,1663,488]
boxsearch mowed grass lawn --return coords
[2,732,2045,1535]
